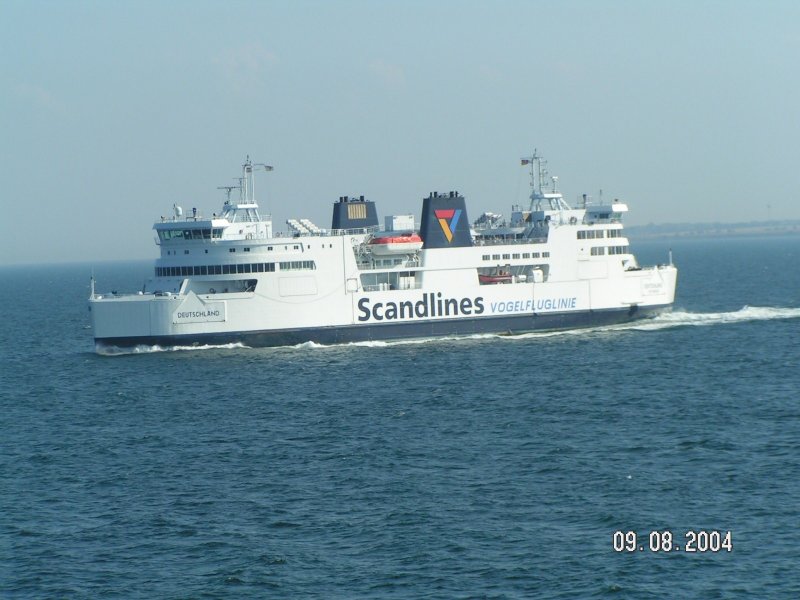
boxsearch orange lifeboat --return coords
[369,232,424,255]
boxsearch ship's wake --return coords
[333,306,800,347]
[622,305,800,331]
[95,342,250,356]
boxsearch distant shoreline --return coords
[625,220,800,239]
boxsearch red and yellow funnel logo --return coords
[434,209,462,243]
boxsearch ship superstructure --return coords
[89,153,677,349]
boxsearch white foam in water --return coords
[96,342,249,356]
[500,306,800,340]
[292,340,328,350]
[624,306,800,332]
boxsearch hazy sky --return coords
[2,0,799,265]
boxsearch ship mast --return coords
[520,150,571,212]
[521,150,547,211]
[242,156,274,205]
[221,157,274,223]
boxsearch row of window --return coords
[168,243,310,256]
[155,261,316,277]
[158,228,224,241]
[590,246,630,256]
[482,252,550,261]
[280,261,316,270]
[228,244,303,253]
[577,229,624,239]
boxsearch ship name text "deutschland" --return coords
[176,310,221,319]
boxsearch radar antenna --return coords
[217,184,240,204]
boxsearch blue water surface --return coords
[1,236,799,598]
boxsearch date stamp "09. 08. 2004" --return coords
[613,530,733,553]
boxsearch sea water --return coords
[1,236,799,598]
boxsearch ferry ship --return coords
[89,153,677,349]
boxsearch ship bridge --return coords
[153,157,275,244]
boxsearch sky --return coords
[2,0,799,265]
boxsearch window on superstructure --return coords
[492,254,500,260]
[229,248,236,252]
[212,229,223,239]
[502,254,510,259]
[184,250,189,255]
[543,252,550,257]
[244,247,251,252]
[532,252,540,258]
[591,247,606,256]
[608,246,629,255]
[523,253,531,259]
[279,260,316,271]
[512,253,520,259]
[607,229,622,238]
[482,255,490,261]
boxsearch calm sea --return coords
[2,236,799,599]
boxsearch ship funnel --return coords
[419,192,473,249]
[331,196,379,230]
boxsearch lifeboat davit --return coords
[369,232,424,255]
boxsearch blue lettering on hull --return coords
[489,297,577,313]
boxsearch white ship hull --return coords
[90,235,677,348]
[88,155,678,350]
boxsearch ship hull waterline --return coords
[94,304,671,350]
